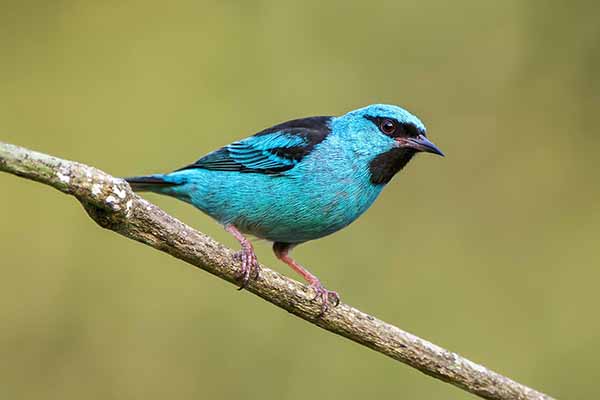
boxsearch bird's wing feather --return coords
[177,116,332,175]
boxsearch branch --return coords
[0,141,554,400]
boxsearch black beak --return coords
[401,134,444,157]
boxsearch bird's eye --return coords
[380,119,397,135]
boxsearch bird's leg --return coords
[225,224,259,289]
[273,242,340,315]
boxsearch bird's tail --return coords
[124,174,180,192]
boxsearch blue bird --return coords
[125,104,443,312]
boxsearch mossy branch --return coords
[0,141,554,400]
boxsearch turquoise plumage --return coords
[126,104,443,313]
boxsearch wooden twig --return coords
[0,141,554,400]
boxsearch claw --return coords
[225,225,260,290]
[310,283,340,316]
[233,248,259,290]
[272,242,340,317]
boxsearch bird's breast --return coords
[255,150,383,242]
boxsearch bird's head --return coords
[331,104,444,184]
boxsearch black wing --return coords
[177,116,332,174]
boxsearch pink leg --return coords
[225,225,259,289]
[273,242,340,315]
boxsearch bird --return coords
[125,104,443,313]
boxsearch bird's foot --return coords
[225,224,260,290]
[309,282,340,316]
[232,248,260,289]
[272,242,339,317]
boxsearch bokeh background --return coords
[1,1,599,399]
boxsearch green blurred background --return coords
[1,1,599,399]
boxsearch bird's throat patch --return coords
[368,148,416,185]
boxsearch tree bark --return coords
[0,141,555,400]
